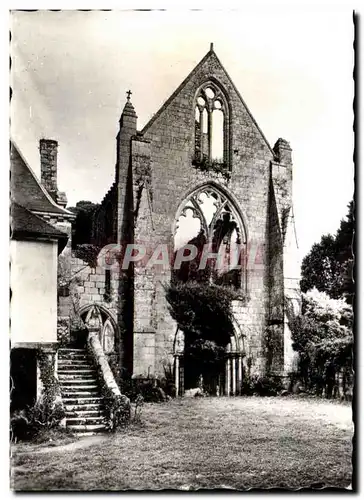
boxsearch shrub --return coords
[192,155,231,180]
[118,377,169,403]
[242,374,283,397]
[10,400,66,443]
[132,394,144,424]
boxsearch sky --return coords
[10,8,354,262]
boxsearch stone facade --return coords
[65,47,301,391]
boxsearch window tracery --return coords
[174,185,246,289]
[194,83,229,170]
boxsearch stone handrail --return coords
[87,330,130,430]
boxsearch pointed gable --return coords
[141,47,273,156]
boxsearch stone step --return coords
[67,424,106,433]
[59,355,89,360]
[60,379,98,386]
[58,354,90,361]
[75,432,100,437]
[58,350,88,356]
[61,390,100,398]
[59,348,86,352]
[58,365,93,371]
[62,396,103,404]
[58,369,96,375]
[59,358,87,362]
[58,360,93,366]
[66,416,106,425]
[58,373,97,380]
[65,409,105,418]
[64,403,104,412]
[61,383,99,389]
[58,348,106,434]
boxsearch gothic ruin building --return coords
[11,46,301,421]
[64,45,301,395]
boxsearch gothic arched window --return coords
[82,305,116,354]
[174,185,246,290]
[194,82,230,170]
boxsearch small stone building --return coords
[54,45,301,395]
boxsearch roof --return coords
[140,47,274,156]
[10,142,74,216]
[11,202,68,253]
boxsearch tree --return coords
[300,234,341,298]
[68,200,100,248]
[289,288,353,397]
[300,200,354,303]
[335,201,354,303]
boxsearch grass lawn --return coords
[11,396,353,491]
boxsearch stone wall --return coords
[92,183,118,248]
[70,256,119,318]
[80,48,301,381]
[130,50,276,375]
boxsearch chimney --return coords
[273,138,292,166]
[40,139,58,200]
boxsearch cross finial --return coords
[126,89,132,101]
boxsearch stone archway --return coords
[79,304,117,354]
[173,322,245,397]
[170,182,247,397]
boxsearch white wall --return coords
[10,239,58,345]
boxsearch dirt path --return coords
[13,434,105,455]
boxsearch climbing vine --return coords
[263,325,283,373]
[35,350,65,426]
[192,156,231,180]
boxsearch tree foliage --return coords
[165,281,244,359]
[74,243,100,268]
[300,234,341,297]
[300,201,354,303]
[69,200,100,248]
[289,288,353,397]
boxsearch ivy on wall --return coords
[192,156,231,180]
[36,350,65,426]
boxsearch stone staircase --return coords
[57,348,107,435]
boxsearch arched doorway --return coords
[173,324,245,397]
[171,183,247,396]
[78,305,117,354]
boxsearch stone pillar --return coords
[54,349,58,379]
[237,355,243,395]
[36,360,44,401]
[225,358,231,396]
[232,356,236,396]
[175,355,180,397]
